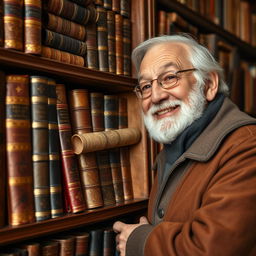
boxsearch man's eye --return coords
[163,74,176,82]
[141,84,151,91]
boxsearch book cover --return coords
[89,229,103,256]
[115,14,123,75]
[6,74,35,226]
[120,0,130,18]
[73,232,89,256]
[122,18,131,76]
[0,0,4,46]
[103,228,115,256]
[107,10,116,73]
[52,236,75,256]
[112,0,120,13]
[40,241,59,256]
[18,242,40,256]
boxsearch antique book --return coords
[30,75,51,221]
[6,74,35,226]
[97,6,109,72]
[120,0,130,18]
[85,22,99,70]
[43,29,87,57]
[40,241,59,256]
[103,228,115,256]
[69,89,103,209]
[44,13,86,41]
[41,46,85,67]
[48,78,64,218]
[0,0,4,46]
[0,70,6,228]
[56,83,86,213]
[103,0,112,10]
[73,232,90,256]
[112,0,120,13]
[115,14,123,75]
[122,18,131,76]
[107,10,116,73]
[24,0,42,55]
[89,229,103,256]
[52,236,75,256]
[3,0,23,50]
[18,242,40,256]
[119,97,133,201]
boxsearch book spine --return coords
[19,243,40,256]
[107,10,116,73]
[104,95,118,131]
[41,46,85,67]
[97,6,109,72]
[44,12,86,41]
[0,0,4,46]
[40,241,59,256]
[120,0,130,18]
[6,74,35,226]
[115,14,123,75]
[103,229,115,256]
[73,232,89,256]
[24,0,42,55]
[95,0,103,6]
[53,236,75,256]
[112,0,120,13]
[90,92,104,132]
[56,84,86,213]
[89,229,103,256]
[69,89,103,209]
[85,22,99,70]
[3,0,23,50]
[123,18,131,76]
[43,29,87,57]
[103,0,112,10]
[30,75,51,221]
[48,78,64,218]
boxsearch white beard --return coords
[143,83,207,144]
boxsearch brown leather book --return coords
[119,97,133,201]
[107,10,116,73]
[120,0,130,18]
[30,75,51,222]
[0,0,4,46]
[122,18,131,76]
[0,70,6,228]
[18,242,40,256]
[41,46,85,67]
[97,6,109,72]
[41,241,59,256]
[115,14,123,75]
[103,228,115,256]
[56,84,86,213]
[52,236,75,256]
[48,78,64,218]
[69,89,103,209]
[3,0,23,50]
[73,232,90,256]
[112,0,120,13]
[5,74,35,226]
[24,0,42,55]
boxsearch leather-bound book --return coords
[122,18,131,76]
[112,0,120,13]
[44,13,86,41]
[30,75,51,221]
[95,0,103,6]
[41,46,85,67]
[0,71,6,228]
[103,0,112,10]
[43,29,87,57]
[85,22,99,70]
[120,0,130,18]
[3,0,23,50]
[5,74,35,226]
[103,228,115,256]
[115,14,123,75]
[52,236,75,256]
[104,95,124,203]
[97,6,109,72]
[48,78,64,218]
[73,232,89,256]
[19,242,40,256]
[0,1,4,46]
[107,10,116,73]
[56,84,86,213]
[69,89,103,209]
[41,241,59,256]
[89,229,103,256]
[118,97,133,201]
[24,0,42,55]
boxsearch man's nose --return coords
[151,80,169,104]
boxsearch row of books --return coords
[0,71,137,228]
[0,226,117,255]
[1,0,131,75]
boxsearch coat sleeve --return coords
[126,127,256,256]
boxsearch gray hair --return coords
[131,34,229,96]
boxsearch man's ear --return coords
[205,72,219,101]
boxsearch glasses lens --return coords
[160,72,178,89]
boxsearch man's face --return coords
[139,42,207,144]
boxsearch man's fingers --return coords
[139,216,149,224]
[113,221,126,233]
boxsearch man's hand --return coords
[113,216,149,256]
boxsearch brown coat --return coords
[127,98,256,256]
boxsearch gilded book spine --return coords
[56,84,86,213]
[53,236,75,256]
[3,0,23,50]
[120,0,130,18]
[123,18,131,76]
[30,75,51,221]
[112,0,120,13]
[24,0,42,54]
[48,78,64,218]
[6,74,35,226]
[115,14,123,75]
[107,10,116,73]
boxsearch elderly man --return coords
[113,35,256,256]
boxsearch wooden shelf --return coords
[0,199,148,246]
[158,0,256,61]
[0,48,137,93]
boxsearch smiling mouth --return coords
[155,105,179,116]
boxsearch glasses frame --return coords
[134,68,197,99]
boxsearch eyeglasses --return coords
[134,68,197,99]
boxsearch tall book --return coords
[115,14,123,75]
[69,89,103,209]
[90,92,116,206]
[0,0,4,46]
[56,84,86,213]
[3,0,23,50]
[52,236,75,256]
[103,228,116,256]
[107,10,116,73]
[6,74,35,226]
[118,97,133,201]
[104,95,124,203]
[122,18,131,76]
[30,75,51,222]
[0,70,6,228]
[89,229,103,256]
[48,78,64,218]
[24,0,42,55]
[97,6,109,72]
